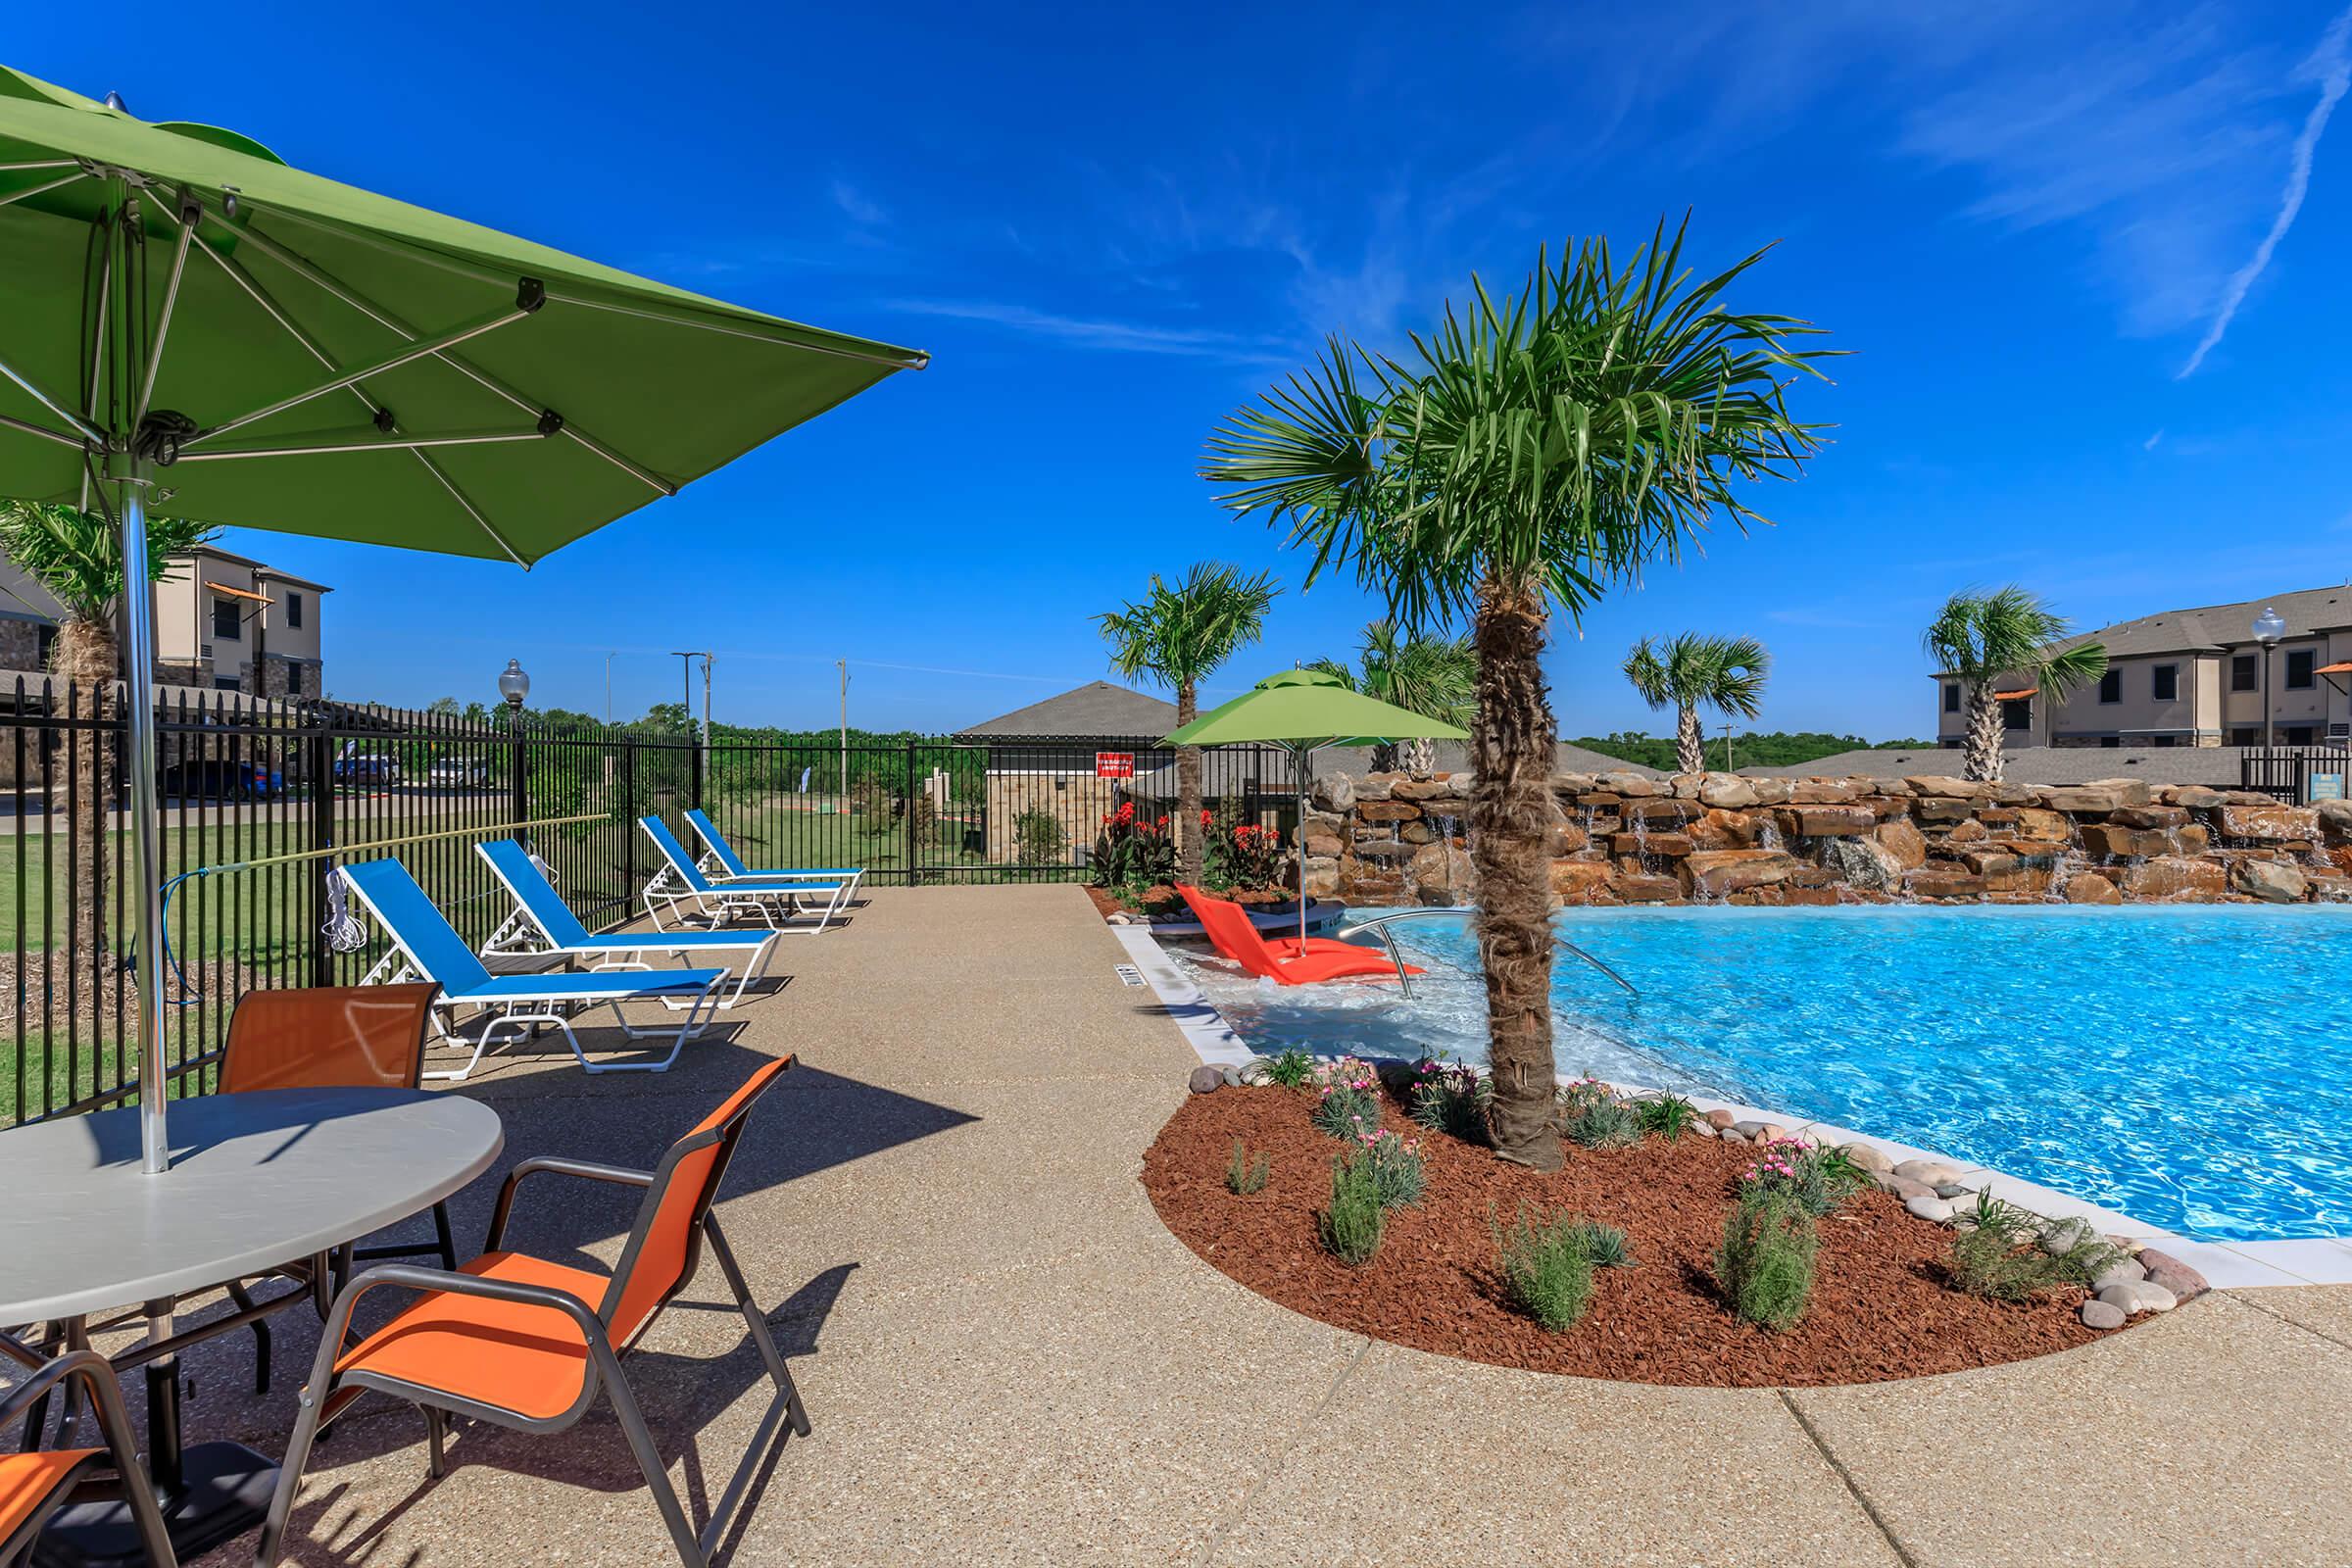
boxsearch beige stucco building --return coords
[0,543,328,698]
[1936,585,2352,750]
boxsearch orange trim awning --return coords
[2317,662,2352,675]
[1992,687,2038,701]
[205,581,274,606]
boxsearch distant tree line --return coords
[1570,729,1935,772]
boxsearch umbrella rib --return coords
[171,427,552,460]
[209,203,680,498]
[0,351,103,446]
[0,170,87,211]
[408,450,528,565]
[0,411,81,449]
[176,301,532,451]
[135,199,197,425]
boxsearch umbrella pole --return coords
[118,474,169,1176]
[1296,745,1308,950]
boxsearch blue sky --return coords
[18,1,2352,739]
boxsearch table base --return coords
[33,1441,276,1568]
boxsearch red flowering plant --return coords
[1200,808,1291,893]
[1088,798,1177,897]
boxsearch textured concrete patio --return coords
[115,884,2352,1565]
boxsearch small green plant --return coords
[1350,1127,1426,1208]
[1408,1058,1490,1144]
[1946,1190,2128,1302]
[1493,1205,1599,1331]
[1563,1217,1635,1270]
[1716,1189,1818,1332]
[1013,806,1068,867]
[1556,1076,1613,1115]
[1225,1140,1270,1196]
[1740,1136,1867,1217]
[1633,1094,1698,1141]
[1563,1097,1642,1150]
[1318,1152,1386,1265]
[1308,1055,1382,1139]
[1256,1048,1315,1090]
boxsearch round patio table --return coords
[0,1086,503,1567]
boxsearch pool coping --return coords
[1108,921,2352,1291]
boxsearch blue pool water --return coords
[1174,905,2352,1242]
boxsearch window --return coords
[212,675,242,693]
[1942,682,1959,714]
[2230,726,2260,746]
[2100,735,2120,748]
[2232,653,2258,692]
[2287,649,2316,689]
[2286,725,2317,746]
[2002,698,2032,732]
[2097,669,2122,705]
[285,591,303,629]
[2151,663,2179,702]
[2153,734,2177,748]
[211,597,242,641]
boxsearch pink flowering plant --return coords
[1308,1055,1382,1139]
[1355,1125,1427,1209]
[1408,1057,1490,1144]
[1739,1135,1867,1218]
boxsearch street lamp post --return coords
[2254,607,2285,750]
[499,658,530,831]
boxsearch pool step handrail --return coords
[1336,907,1639,1002]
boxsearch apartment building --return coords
[0,543,328,699]
[1935,585,2352,749]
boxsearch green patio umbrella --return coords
[0,63,924,1168]
[1163,667,1467,948]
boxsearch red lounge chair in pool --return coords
[1176,886,1422,986]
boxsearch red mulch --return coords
[1142,1087,2122,1387]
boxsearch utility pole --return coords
[670,649,711,802]
[1721,723,1735,772]
[605,651,613,727]
[701,651,713,801]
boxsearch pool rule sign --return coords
[1097,752,1135,779]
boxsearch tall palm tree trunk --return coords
[53,614,118,955]
[1175,683,1201,885]
[1674,704,1704,774]
[1401,736,1436,774]
[1962,682,2005,783]
[1471,570,1560,1169]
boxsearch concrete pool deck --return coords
[89,884,2350,1565]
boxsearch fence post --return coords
[691,733,705,813]
[307,711,334,987]
[905,739,919,886]
[620,736,638,902]
[510,713,529,836]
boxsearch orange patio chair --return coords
[1177,886,1423,986]
[253,1055,804,1568]
[0,1347,176,1566]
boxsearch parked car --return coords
[161,760,284,799]
[332,752,404,784]
[428,756,490,788]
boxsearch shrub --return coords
[1716,1189,1818,1332]
[1946,1190,2128,1302]
[1225,1140,1270,1196]
[1409,1058,1490,1144]
[1563,1097,1642,1150]
[1089,801,1176,892]
[1556,1076,1614,1115]
[1564,1217,1634,1270]
[1201,809,1289,891]
[1633,1094,1699,1141]
[1493,1205,1599,1331]
[1013,807,1067,867]
[1351,1127,1426,1208]
[1307,1056,1382,1139]
[1740,1136,1866,1217]
[1256,1048,1315,1091]
[1319,1152,1386,1265]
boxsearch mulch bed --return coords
[1143,1085,2118,1387]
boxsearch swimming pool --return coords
[1171,904,2352,1243]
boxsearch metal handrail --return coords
[1336,906,1640,1002]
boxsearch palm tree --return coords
[1203,220,1835,1168]
[1622,633,1770,774]
[1923,587,2106,782]
[1310,621,1477,772]
[0,501,216,941]
[1098,562,1281,885]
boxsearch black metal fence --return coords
[2240,746,2352,805]
[0,698,1294,1127]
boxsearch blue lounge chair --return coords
[475,839,779,1009]
[639,816,851,934]
[685,808,864,900]
[340,858,725,1079]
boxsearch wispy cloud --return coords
[2177,4,2352,376]
[2143,428,2166,452]
[830,178,889,228]
[880,298,1291,360]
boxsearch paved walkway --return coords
[108,885,2352,1564]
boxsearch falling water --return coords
[1757,818,1784,853]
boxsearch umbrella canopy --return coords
[1163,668,1467,945]
[0,65,925,1174]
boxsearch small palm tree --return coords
[1098,562,1281,884]
[0,501,216,940]
[1923,587,2106,782]
[1204,220,1835,1168]
[1310,621,1477,772]
[1622,633,1769,774]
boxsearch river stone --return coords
[1904,1195,1956,1223]
[1893,1158,1961,1187]
[1702,1107,1738,1130]
[1840,1142,1894,1174]
[1187,1065,1223,1094]
[1873,1172,1936,1200]
[1933,1180,1975,1200]
[2040,1216,2095,1255]
[2136,1249,2210,1303]
[2231,858,2309,904]
[2090,1258,2148,1293]
[1732,1120,1767,1140]
[2081,1299,2128,1330]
